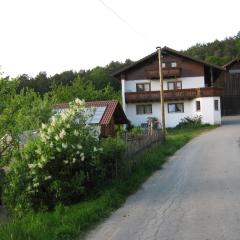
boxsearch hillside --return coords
[183,31,240,66]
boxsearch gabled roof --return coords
[113,46,224,78]
[54,100,128,125]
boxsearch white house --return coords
[113,47,224,128]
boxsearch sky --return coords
[0,0,239,78]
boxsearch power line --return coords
[98,0,150,43]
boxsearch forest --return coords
[183,31,240,65]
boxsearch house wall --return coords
[125,97,221,128]
[125,53,204,80]
[194,97,221,125]
[124,76,205,92]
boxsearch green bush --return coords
[176,115,203,129]
[100,137,126,179]
[0,168,5,205]
[4,99,102,215]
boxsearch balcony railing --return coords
[145,67,181,79]
[125,87,224,103]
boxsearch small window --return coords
[162,63,166,68]
[168,103,184,113]
[176,81,182,89]
[214,100,219,111]
[171,62,177,67]
[196,101,201,111]
[136,83,150,92]
[136,105,152,115]
[167,81,182,90]
[168,82,175,90]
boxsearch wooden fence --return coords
[119,130,164,176]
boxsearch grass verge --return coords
[0,125,216,240]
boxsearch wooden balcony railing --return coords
[145,67,181,79]
[125,87,224,103]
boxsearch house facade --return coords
[114,47,224,128]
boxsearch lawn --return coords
[0,125,216,240]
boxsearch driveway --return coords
[86,116,240,240]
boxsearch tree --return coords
[183,31,240,65]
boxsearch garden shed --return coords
[54,100,129,137]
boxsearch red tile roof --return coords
[54,100,128,125]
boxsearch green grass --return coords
[0,125,216,240]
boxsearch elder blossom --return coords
[73,130,79,136]
[44,175,52,180]
[56,147,61,152]
[37,163,43,169]
[59,129,66,139]
[75,98,85,106]
[28,164,36,169]
[77,144,82,150]
[80,152,85,161]
[41,156,47,163]
[62,143,68,149]
[35,148,41,155]
[33,182,39,188]
[55,135,60,141]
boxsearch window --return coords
[167,81,182,90]
[168,103,184,113]
[214,100,219,111]
[136,83,150,92]
[176,81,182,89]
[171,62,177,67]
[136,105,152,115]
[196,101,201,111]
[162,63,166,68]
[168,82,175,90]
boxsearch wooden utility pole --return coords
[156,47,166,139]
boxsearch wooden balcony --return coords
[145,67,181,79]
[125,87,224,103]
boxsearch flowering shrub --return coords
[4,99,103,214]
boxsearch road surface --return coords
[86,116,240,240]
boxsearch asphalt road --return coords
[86,116,240,240]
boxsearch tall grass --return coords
[0,126,216,240]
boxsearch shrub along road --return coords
[86,116,240,240]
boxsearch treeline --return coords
[183,31,240,66]
[9,59,133,94]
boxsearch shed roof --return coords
[54,100,128,125]
[223,58,240,69]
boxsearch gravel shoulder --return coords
[86,116,240,240]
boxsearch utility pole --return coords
[156,47,166,140]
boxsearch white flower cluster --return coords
[26,98,101,192]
